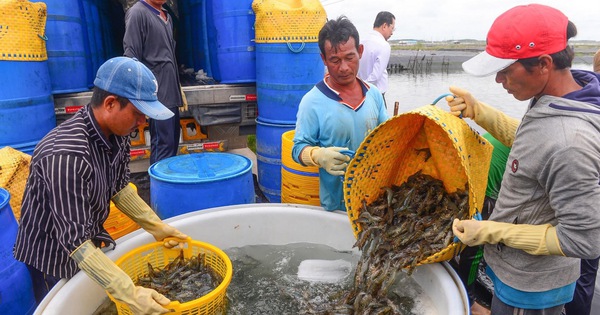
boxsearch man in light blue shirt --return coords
[292,16,389,211]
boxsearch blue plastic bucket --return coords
[149,153,255,219]
[0,188,36,315]
[206,0,255,83]
[41,0,89,94]
[0,60,56,155]
[255,42,324,124]
[255,119,295,203]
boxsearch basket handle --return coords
[431,93,462,118]
[431,93,452,105]
[287,41,306,53]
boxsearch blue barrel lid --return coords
[0,187,9,209]
[148,153,253,184]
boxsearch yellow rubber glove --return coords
[179,86,188,113]
[71,240,171,315]
[112,184,188,248]
[300,146,350,176]
[452,219,565,256]
[445,86,520,147]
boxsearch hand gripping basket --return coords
[109,239,233,315]
[343,104,493,266]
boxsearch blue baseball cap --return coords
[93,57,174,120]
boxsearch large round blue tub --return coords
[148,153,255,219]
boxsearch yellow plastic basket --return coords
[0,146,31,221]
[280,130,320,205]
[109,239,233,315]
[0,0,48,61]
[252,0,326,43]
[344,104,493,266]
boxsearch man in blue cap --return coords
[14,56,188,314]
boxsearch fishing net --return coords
[344,104,493,266]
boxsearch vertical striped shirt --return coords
[13,104,131,279]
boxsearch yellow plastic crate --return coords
[105,183,140,239]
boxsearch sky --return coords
[322,0,600,42]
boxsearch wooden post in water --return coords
[393,101,399,116]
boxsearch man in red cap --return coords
[447,4,600,314]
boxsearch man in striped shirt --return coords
[14,57,187,314]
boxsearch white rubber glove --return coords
[112,184,188,248]
[452,219,564,256]
[71,240,171,315]
[445,86,520,147]
[300,146,351,176]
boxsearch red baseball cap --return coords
[463,4,569,77]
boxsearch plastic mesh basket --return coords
[252,0,326,43]
[0,0,48,61]
[109,239,233,315]
[344,105,493,265]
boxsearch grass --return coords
[247,135,256,153]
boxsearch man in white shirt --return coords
[358,11,395,107]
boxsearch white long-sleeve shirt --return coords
[358,29,391,93]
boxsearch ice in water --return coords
[225,242,438,314]
[297,259,352,283]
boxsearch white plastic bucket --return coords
[36,204,469,314]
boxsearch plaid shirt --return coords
[13,104,130,278]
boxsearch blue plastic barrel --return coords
[149,153,255,219]
[81,0,103,88]
[206,0,255,83]
[97,0,124,61]
[176,0,195,70]
[188,0,212,75]
[0,60,56,155]
[41,0,89,94]
[255,119,296,203]
[256,42,324,124]
[0,188,36,315]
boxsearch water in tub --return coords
[93,242,436,314]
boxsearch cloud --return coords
[323,0,600,41]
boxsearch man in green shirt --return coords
[451,132,510,313]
